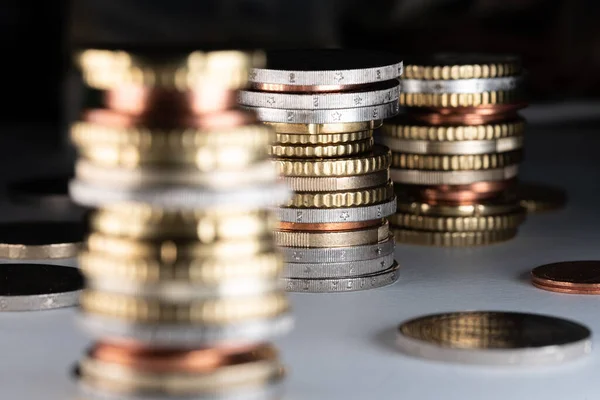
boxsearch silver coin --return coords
[279,235,395,263]
[400,76,522,94]
[390,165,519,185]
[396,311,592,366]
[383,136,524,155]
[249,49,403,85]
[78,378,285,400]
[283,252,395,279]
[243,101,399,124]
[273,198,397,223]
[69,180,291,210]
[0,263,83,311]
[78,313,294,347]
[239,80,399,109]
[283,262,399,293]
[284,170,387,192]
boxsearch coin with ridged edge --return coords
[396,311,591,365]
[393,228,518,246]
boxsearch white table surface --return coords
[0,102,599,400]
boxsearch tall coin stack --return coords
[239,50,402,293]
[383,54,527,246]
[69,48,292,399]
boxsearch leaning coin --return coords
[239,80,399,109]
[279,236,394,263]
[531,261,600,294]
[282,262,399,293]
[245,101,399,124]
[0,221,84,259]
[0,264,83,311]
[283,252,395,278]
[396,311,591,365]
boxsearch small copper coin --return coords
[411,110,520,125]
[278,219,383,232]
[88,342,276,373]
[514,182,567,213]
[83,108,257,130]
[531,261,600,294]
[402,180,515,205]
[105,85,238,116]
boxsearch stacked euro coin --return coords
[69,48,291,399]
[383,54,527,246]
[239,49,402,292]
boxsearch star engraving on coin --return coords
[292,251,302,261]
[354,95,363,105]
[376,69,382,79]
[266,97,275,106]
[249,71,257,80]
[334,72,344,82]
[286,111,294,121]
[331,111,342,121]
[340,211,350,221]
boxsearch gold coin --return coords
[391,151,522,171]
[265,120,382,134]
[275,130,372,145]
[78,143,268,170]
[79,250,282,284]
[403,58,521,80]
[81,289,289,324]
[399,91,519,108]
[86,233,275,260]
[269,138,373,158]
[392,228,518,246]
[382,119,525,141]
[274,221,389,248]
[90,206,276,240]
[71,122,274,150]
[389,211,525,232]
[275,144,390,177]
[78,49,265,90]
[396,195,522,217]
[283,182,393,208]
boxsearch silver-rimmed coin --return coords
[390,165,519,185]
[78,313,294,347]
[78,377,285,400]
[273,198,396,223]
[69,180,291,210]
[244,101,399,124]
[0,263,83,311]
[249,49,403,86]
[383,136,524,155]
[396,311,592,366]
[239,80,399,109]
[400,76,522,94]
[279,235,395,263]
[283,262,399,293]
[283,252,395,279]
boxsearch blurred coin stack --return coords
[239,50,402,292]
[383,54,527,246]
[69,48,292,399]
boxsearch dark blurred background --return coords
[1,0,599,142]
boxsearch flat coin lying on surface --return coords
[0,264,83,311]
[0,221,84,259]
[515,182,567,213]
[396,311,591,365]
[531,261,600,294]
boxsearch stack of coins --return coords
[69,48,292,399]
[239,50,402,293]
[383,54,527,246]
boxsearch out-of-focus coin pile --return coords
[69,48,291,399]
[239,50,403,293]
[383,54,528,246]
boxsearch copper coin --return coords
[514,182,567,213]
[105,85,238,116]
[410,110,521,125]
[89,342,276,373]
[82,108,257,129]
[531,261,600,294]
[278,219,383,232]
[403,180,515,205]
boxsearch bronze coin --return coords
[531,261,600,294]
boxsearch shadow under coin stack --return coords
[69,48,292,399]
[383,54,527,246]
[239,50,402,293]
